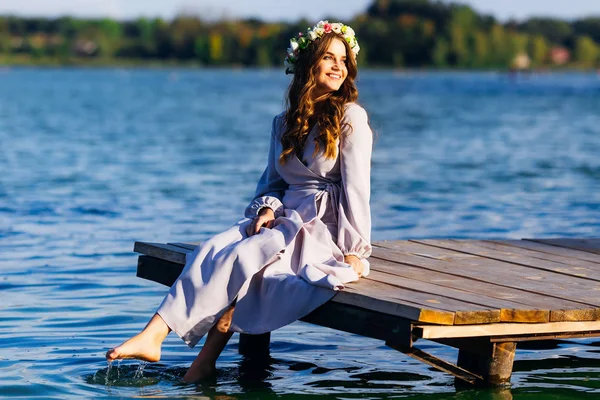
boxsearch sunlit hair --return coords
[280,33,358,164]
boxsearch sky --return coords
[0,0,597,22]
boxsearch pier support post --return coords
[457,341,516,386]
[238,333,271,357]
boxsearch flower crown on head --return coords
[284,20,360,75]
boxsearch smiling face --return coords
[313,38,348,99]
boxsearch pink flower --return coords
[298,32,303,37]
[323,23,332,33]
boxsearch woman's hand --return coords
[246,207,275,236]
[344,254,363,278]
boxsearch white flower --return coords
[290,39,299,51]
[314,27,324,36]
[353,44,360,55]
[344,26,355,38]
[316,20,327,28]
[332,23,342,34]
[307,30,318,41]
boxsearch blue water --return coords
[0,68,599,398]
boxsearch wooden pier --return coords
[135,238,600,386]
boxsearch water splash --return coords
[116,359,122,381]
[105,360,113,386]
[133,361,147,379]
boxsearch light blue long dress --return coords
[157,102,373,347]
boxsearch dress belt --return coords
[314,182,340,221]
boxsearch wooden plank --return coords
[416,321,600,340]
[412,239,600,282]
[370,257,597,323]
[134,242,189,264]
[493,240,600,264]
[336,282,456,324]
[364,272,502,325]
[366,269,545,324]
[373,241,600,308]
[474,240,600,271]
[170,242,199,251]
[367,258,589,321]
[528,238,600,256]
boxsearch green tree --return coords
[470,30,489,67]
[449,25,468,66]
[96,18,122,57]
[489,24,510,66]
[255,44,271,67]
[508,32,528,56]
[152,18,173,59]
[529,35,548,66]
[575,35,599,67]
[0,17,9,54]
[432,37,449,67]
[171,16,203,59]
[209,33,223,64]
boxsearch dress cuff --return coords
[245,196,284,218]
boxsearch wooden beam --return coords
[457,342,516,386]
[137,255,183,287]
[415,321,600,340]
[386,342,483,385]
[301,302,414,347]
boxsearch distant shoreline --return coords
[1,59,598,74]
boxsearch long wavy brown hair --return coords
[279,33,359,164]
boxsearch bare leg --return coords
[183,306,235,383]
[106,313,171,362]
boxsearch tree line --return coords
[1,0,600,69]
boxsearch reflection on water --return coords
[0,69,599,398]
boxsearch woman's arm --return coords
[244,115,288,234]
[337,104,373,269]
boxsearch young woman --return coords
[106,20,373,383]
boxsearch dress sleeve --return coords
[244,115,289,219]
[337,104,373,259]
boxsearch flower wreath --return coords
[284,20,360,75]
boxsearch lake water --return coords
[1,68,599,399]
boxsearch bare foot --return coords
[183,361,216,383]
[106,313,170,362]
[106,332,162,362]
